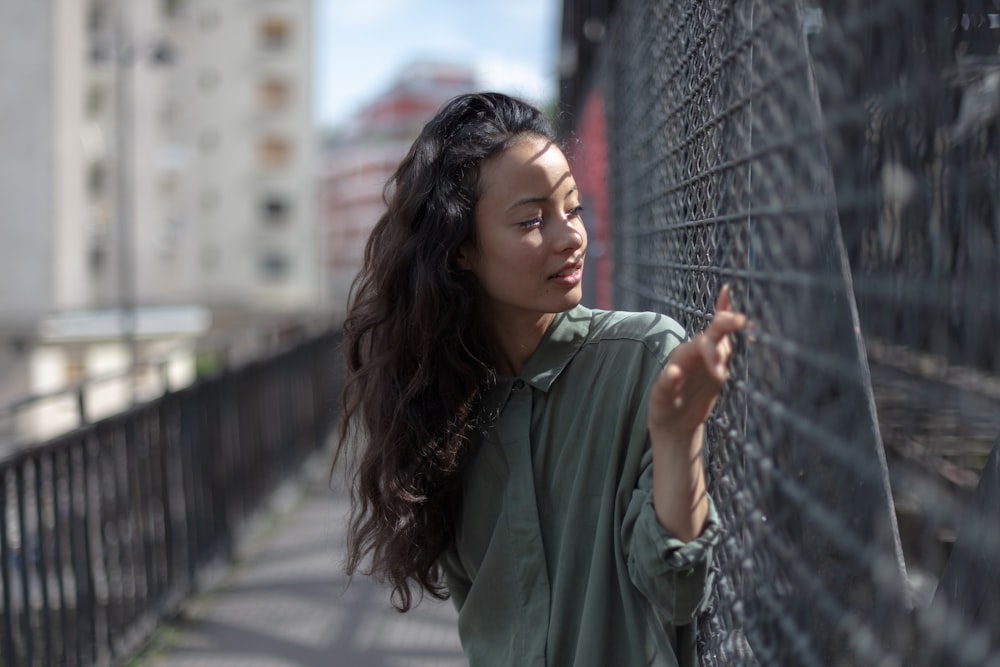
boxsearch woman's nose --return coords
[555,216,586,253]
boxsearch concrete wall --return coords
[0,0,55,327]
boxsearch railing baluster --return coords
[51,448,69,666]
[0,470,16,665]
[15,465,33,666]
[34,454,52,666]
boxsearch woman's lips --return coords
[549,263,583,286]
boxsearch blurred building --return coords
[0,0,319,441]
[321,61,478,316]
[1,1,91,408]
[173,0,319,317]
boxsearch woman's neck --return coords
[489,312,555,376]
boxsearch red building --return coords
[320,62,478,317]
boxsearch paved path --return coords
[142,453,466,667]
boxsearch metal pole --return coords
[113,0,138,403]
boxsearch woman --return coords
[335,92,745,666]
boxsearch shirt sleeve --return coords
[621,446,720,626]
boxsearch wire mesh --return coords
[581,0,1000,664]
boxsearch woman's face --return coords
[458,135,587,328]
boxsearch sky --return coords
[313,0,561,129]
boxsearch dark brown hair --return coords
[334,93,556,611]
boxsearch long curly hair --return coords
[334,93,557,611]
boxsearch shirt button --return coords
[513,379,525,389]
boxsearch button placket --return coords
[502,381,550,664]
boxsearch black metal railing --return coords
[561,0,1000,664]
[0,330,342,666]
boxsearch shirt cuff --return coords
[636,495,721,574]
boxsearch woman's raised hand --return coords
[648,285,747,439]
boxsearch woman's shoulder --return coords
[584,308,686,359]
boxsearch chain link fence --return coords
[563,1,1000,664]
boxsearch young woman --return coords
[335,92,745,666]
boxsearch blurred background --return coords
[0,0,559,446]
[1,2,999,666]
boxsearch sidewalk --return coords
[142,453,466,667]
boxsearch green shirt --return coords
[440,305,720,667]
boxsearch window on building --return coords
[257,136,292,168]
[150,39,176,65]
[89,241,106,276]
[261,195,291,225]
[162,0,186,18]
[258,17,292,50]
[88,1,110,33]
[87,2,113,63]
[87,162,107,197]
[89,42,113,64]
[85,84,105,115]
[258,77,291,111]
[260,251,291,280]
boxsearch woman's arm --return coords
[647,286,746,542]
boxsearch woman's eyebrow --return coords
[506,195,549,212]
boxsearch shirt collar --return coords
[479,305,593,418]
[520,304,592,392]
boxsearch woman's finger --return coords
[705,311,746,345]
[695,334,727,381]
[716,284,732,313]
[718,335,732,366]
[707,284,747,343]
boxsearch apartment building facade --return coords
[0,0,319,441]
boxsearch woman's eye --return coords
[568,205,584,218]
[518,217,543,229]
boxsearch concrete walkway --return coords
[142,453,466,667]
